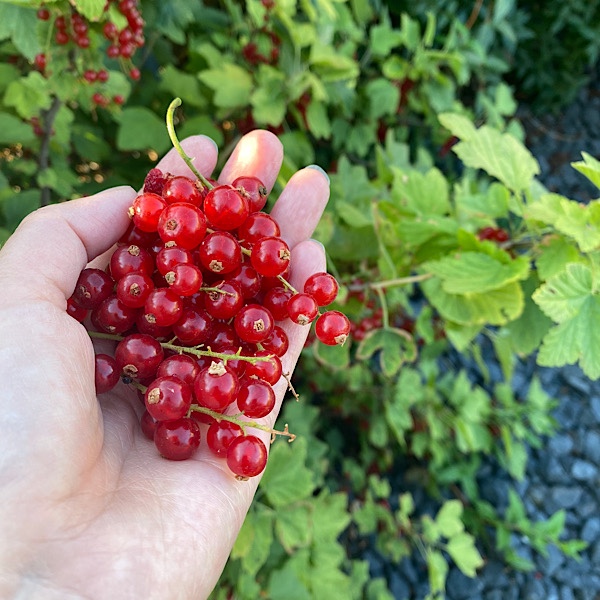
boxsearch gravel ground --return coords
[371,73,600,598]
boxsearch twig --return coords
[38,95,61,207]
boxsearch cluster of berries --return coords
[477,226,510,244]
[67,163,349,479]
[34,0,144,108]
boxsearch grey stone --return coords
[388,571,411,600]
[548,433,574,455]
[591,396,600,422]
[484,591,504,600]
[561,365,592,394]
[574,491,597,519]
[592,540,600,564]
[559,586,575,600]
[446,568,483,599]
[481,560,508,589]
[581,516,600,543]
[524,577,547,599]
[553,398,582,429]
[583,430,600,464]
[571,459,598,482]
[541,455,568,484]
[550,486,583,509]
[539,544,565,576]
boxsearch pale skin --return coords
[0,131,330,599]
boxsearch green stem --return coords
[189,405,296,441]
[369,273,433,290]
[88,331,273,365]
[166,98,213,190]
[375,286,390,329]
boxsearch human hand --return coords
[0,131,329,599]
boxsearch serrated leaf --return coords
[424,252,530,294]
[305,100,331,139]
[447,532,484,577]
[159,65,204,108]
[251,64,286,127]
[198,63,253,109]
[536,236,584,281]
[572,151,600,190]
[311,491,351,544]
[436,500,464,538]
[268,563,312,600]
[439,113,539,191]
[275,504,312,552]
[422,277,524,326]
[356,327,417,377]
[336,200,372,228]
[391,167,451,215]
[260,437,315,507]
[233,507,273,576]
[535,510,565,539]
[365,78,399,120]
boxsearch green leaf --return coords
[251,64,287,127]
[4,72,51,119]
[268,563,312,600]
[424,252,530,294]
[0,63,20,93]
[365,79,399,120]
[447,532,484,577]
[391,167,450,215]
[439,113,539,191]
[422,277,524,326]
[233,506,274,576]
[305,100,331,139]
[312,339,350,370]
[427,550,449,595]
[116,107,170,154]
[275,504,312,552]
[0,4,40,59]
[311,491,351,544]
[336,200,372,228]
[535,236,584,281]
[435,500,464,538]
[198,63,253,109]
[74,0,106,21]
[179,115,224,147]
[356,327,417,377]
[260,437,315,507]
[370,20,403,57]
[0,111,35,144]
[1,189,40,230]
[572,151,600,190]
[159,65,205,108]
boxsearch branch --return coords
[38,95,61,207]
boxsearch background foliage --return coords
[1,0,599,597]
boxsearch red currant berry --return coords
[315,310,350,346]
[157,354,200,386]
[206,420,243,456]
[261,325,289,357]
[107,44,120,58]
[116,271,154,308]
[203,280,244,320]
[55,30,70,45]
[203,185,250,230]
[103,21,118,39]
[173,307,213,346]
[303,272,339,306]
[198,231,242,274]
[140,410,158,440]
[72,268,114,310]
[66,296,88,322]
[227,435,268,478]
[162,175,204,207]
[115,333,164,379]
[232,176,268,212]
[209,321,240,351]
[129,67,141,80]
[91,294,138,334]
[145,376,193,421]
[130,192,167,232]
[94,353,120,394]
[143,288,184,328]
[37,7,50,20]
[83,69,97,83]
[157,202,207,250]
[194,362,239,412]
[97,69,109,82]
[250,236,290,277]
[236,378,275,419]
[34,53,47,71]
[237,212,280,245]
[245,350,282,385]
[234,304,274,344]
[154,418,200,461]
[110,244,154,279]
[155,245,194,276]
[165,263,203,296]
[287,293,319,325]
[225,264,262,299]
[262,286,292,321]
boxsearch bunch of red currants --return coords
[67,149,349,479]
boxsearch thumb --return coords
[0,186,137,307]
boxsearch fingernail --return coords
[200,134,219,153]
[306,164,330,185]
[309,238,326,253]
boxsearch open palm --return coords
[0,131,329,599]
